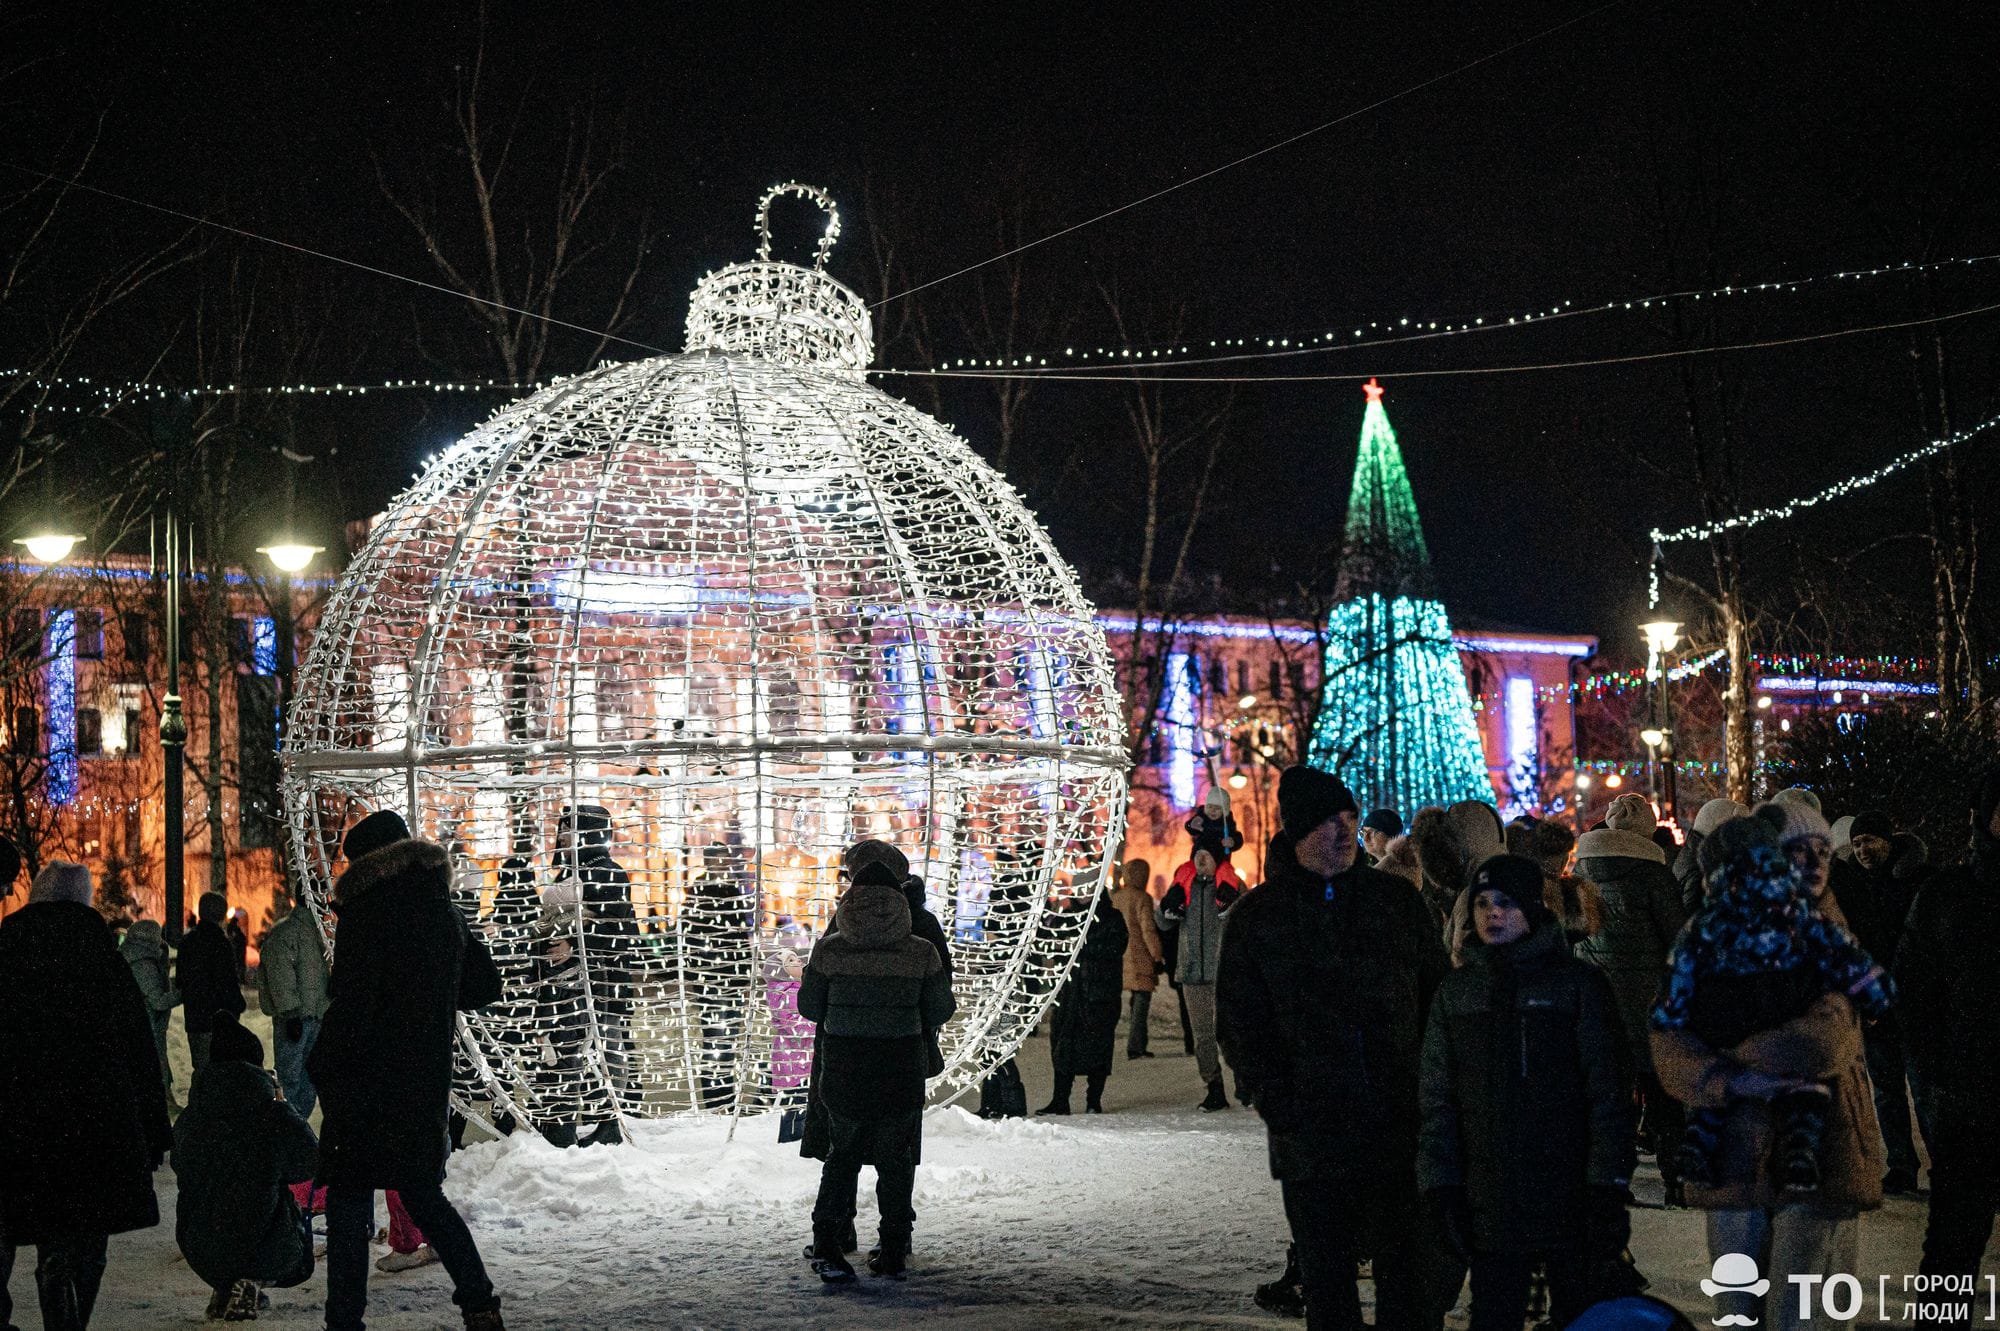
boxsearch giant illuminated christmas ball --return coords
[283,185,1128,1127]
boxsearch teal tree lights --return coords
[1307,379,1492,814]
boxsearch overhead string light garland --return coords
[902,250,2000,374]
[1647,411,2000,607]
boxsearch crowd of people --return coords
[0,757,1995,1329]
[1030,766,2000,1331]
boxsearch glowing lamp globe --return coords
[282,185,1128,1127]
[14,532,81,564]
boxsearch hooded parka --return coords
[307,837,502,1190]
[172,1059,318,1290]
[1048,894,1129,1079]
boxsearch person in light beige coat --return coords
[1109,859,1166,1059]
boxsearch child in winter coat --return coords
[121,917,180,1103]
[529,914,620,1149]
[1182,787,1243,862]
[173,1011,318,1321]
[765,915,814,1105]
[1650,817,1894,1193]
[1419,855,1634,1330]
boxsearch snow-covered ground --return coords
[14,1002,1991,1328]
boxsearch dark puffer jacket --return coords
[1895,775,2000,1117]
[1418,922,1633,1253]
[1573,829,1686,1072]
[0,901,173,1244]
[1217,833,1450,1181]
[1049,894,1129,1078]
[799,880,956,1122]
[308,838,503,1189]
[173,1060,318,1289]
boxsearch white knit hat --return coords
[1693,798,1749,837]
[1604,793,1658,836]
[29,860,93,907]
[1772,786,1823,815]
[1756,798,1831,848]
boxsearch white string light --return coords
[282,187,1129,1131]
[904,250,2000,374]
[1651,412,2000,547]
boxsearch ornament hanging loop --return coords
[756,182,841,270]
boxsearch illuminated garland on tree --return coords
[1307,380,1492,814]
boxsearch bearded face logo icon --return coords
[1701,1253,1771,1326]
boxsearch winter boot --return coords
[579,1119,624,1148]
[540,1121,579,1149]
[1037,1097,1071,1116]
[1085,1074,1106,1114]
[1199,1081,1229,1113]
[222,1279,260,1321]
[376,1245,440,1273]
[868,1236,910,1281]
[1254,1245,1306,1318]
[463,1307,506,1331]
[205,1286,231,1320]
[812,1228,857,1285]
[1675,1108,1725,1187]
[1774,1088,1830,1193]
[803,1220,860,1262]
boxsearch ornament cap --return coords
[685,184,873,372]
[1363,377,1385,403]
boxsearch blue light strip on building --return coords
[253,616,277,675]
[45,610,76,805]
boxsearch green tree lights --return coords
[1308,380,1492,814]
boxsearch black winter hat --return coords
[343,809,410,863]
[1277,766,1359,839]
[1848,810,1895,843]
[1467,854,1556,930]
[1697,815,1780,879]
[1189,832,1230,865]
[560,804,613,845]
[1362,808,1404,838]
[209,1010,264,1067]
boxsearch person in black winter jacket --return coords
[1420,855,1634,1331]
[797,861,956,1284]
[1217,767,1451,1331]
[558,805,640,1105]
[173,1010,318,1320]
[1896,769,2000,1296]
[307,810,505,1331]
[0,860,173,1331]
[1843,809,1924,1192]
[1041,892,1129,1115]
[685,848,755,1110]
[526,914,619,1148]
[178,891,247,1072]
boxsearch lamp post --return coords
[1640,619,1683,826]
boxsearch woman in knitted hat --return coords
[0,861,172,1331]
[1574,792,1690,1201]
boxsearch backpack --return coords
[978,1058,1027,1119]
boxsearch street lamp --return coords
[257,542,323,574]
[1639,619,1683,826]
[13,531,83,564]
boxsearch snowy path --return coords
[19,1006,1994,1328]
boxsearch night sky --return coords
[8,2,1998,656]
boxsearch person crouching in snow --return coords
[1419,855,1634,1331]
[1183,786,1244,861]
[173,1010,318,1321]
[798,860,956,1284]
[1160,838,1243,1111]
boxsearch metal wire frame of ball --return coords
[281,359,1128,1141]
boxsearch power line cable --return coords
[873,0,1630,308]
[0,160,672,357]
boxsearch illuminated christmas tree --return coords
[1307,379,1493,815]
